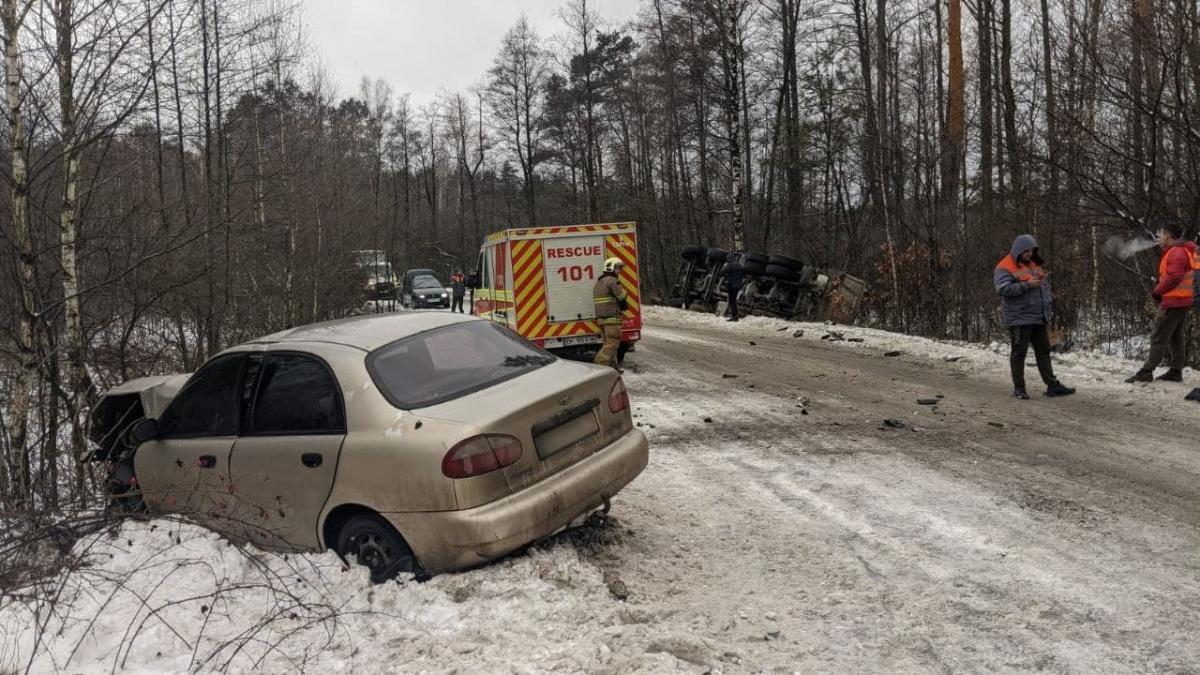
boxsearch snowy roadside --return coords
[0,517,681,674]
[642,306,1198,409]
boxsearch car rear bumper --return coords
[385,427,648,573]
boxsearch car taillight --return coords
[441,434,523,479]
[609,378,630,414]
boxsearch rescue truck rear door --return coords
[542,237,605,323]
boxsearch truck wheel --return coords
[336,514,420,584]
[743,252,770,266]
[765,264,800,282]
[767,255,805,271]
[706,248,730,264]
[680,245,708,263]
[741,261,766,276]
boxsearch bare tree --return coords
[487,15,550,224]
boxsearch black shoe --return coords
[726,317,739,322]
[1155,369,1183,382]
[1045,381,1076,397]
[1125,370,1154,383]
[1013,387,1030,400]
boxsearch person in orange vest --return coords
[994,234,1076,399]
[1125,221,1197,383]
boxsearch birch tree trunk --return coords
[54,0,93,500]
[3,0,36,506]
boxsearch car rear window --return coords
[367,321,555,409]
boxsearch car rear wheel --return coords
[335,513,419,583]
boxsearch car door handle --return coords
[197,455,217,469]
[301,453,323,468]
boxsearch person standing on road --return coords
[1125,221,1197,383]
[723,254,745,322]
[450,270,466,313]
[593,258,629,369]
[994,234,1076,399]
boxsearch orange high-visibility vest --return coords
[995,254,1046,285]
[1160,247,1197,304]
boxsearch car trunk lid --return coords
[416,359,629,506]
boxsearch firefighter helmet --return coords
[603,257,625,273]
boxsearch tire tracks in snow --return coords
[602,312,1200,671]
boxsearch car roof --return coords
[248,312,476,351]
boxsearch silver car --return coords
[89,313,649,582]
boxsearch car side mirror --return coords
[129,418,159,444]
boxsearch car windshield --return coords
[367,321,555,409]
[414,276,443,290]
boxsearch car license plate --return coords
[563,335,598,347]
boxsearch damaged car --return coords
[89,313,649,582]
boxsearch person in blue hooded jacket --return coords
[994,234,1076,399]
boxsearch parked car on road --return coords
[401,269,450,309]
[88,313,649,582]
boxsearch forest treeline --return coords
[3,0,1199,507]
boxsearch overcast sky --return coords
[302,0,643,105]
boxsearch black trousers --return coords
[451,296,465,313]
[1010,324,1057,389]
[726,287,741,319]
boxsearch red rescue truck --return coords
[473,222,642,352]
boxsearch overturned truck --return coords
[668,245,867,324]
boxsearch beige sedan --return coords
[90,313,649,581]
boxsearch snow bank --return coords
[0,518,692,674]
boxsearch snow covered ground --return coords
[0,519,660,673]
[3,306,1198,673]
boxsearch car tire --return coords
[680,245,708,263]
[767,255,804,271]
[743,252,769,266]
[765,264,800,282]
[335,513,420,584]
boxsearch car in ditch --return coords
[88,313,649,582]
